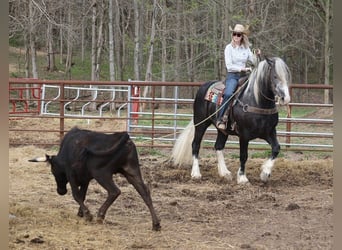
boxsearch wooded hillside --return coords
[9,0,332,85]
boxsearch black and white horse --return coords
[172,57,291,184]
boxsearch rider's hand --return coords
[241,67,252,72]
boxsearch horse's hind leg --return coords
[191,121,210,179]
[260,131,280,182]
[214,132,232,180]
[237,137,249,184]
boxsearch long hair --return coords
[231,33,250,48]
[246,57,291,104]
[171,119,194,166]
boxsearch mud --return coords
[9,145,332,249]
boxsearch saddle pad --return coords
[204,81,225,105]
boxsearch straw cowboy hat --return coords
[229,24,250,36]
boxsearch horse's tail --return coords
[171,119,194,166]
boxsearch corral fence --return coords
[9,78,333,152]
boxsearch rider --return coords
[216,24,261,130]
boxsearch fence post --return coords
[59,83,65,142]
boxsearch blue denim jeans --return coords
[218,72,240,119]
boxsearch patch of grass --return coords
[137,147,166,157]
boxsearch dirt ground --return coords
[9,46,334,249]
[9,142,333,250]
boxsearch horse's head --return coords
[266,57,291,105]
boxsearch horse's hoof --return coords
[260,172,271,182]
[191,175,202,180]
[222,173,232,181]
[237,174,249,184]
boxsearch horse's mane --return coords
[246,57,291,104]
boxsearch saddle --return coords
[204,76,249,105]
[204,76,249,134]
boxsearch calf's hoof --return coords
[96,216,105,224]
[152,222,161,231]
[84,212,93,222]
[96,215,104,224]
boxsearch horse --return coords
[171,57,291,184]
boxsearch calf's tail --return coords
[171,119,194,166]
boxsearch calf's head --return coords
[29,154,68,195]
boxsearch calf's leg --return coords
[70,182,93,221]
[122,168,161,231]
[77,182,89,218]
[94,173,121,223]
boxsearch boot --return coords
[217,121,226,130]
[216,114,228,130]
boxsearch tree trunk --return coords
[221,0,232,80]
[174,0,181,82]
[108,0,116,111]
[59,12,63,65]
[28,0,38,79]
[324,0,330,104]
[91,0,97,81]
[114,0,122,81]
[160,0,167,108]
[143,0,157,101]
[95,0,104,81]
[65,5,73,79]
[108,0,115,81]
[46,21,56,72]
[133,0,141,81]
[81,0,86,63]
[24,34,29,78]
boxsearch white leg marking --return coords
[216,150,232,180]
[260,158,275,182]
[191,156,202,179]
[237,168,249,184]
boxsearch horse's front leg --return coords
[215,132,232,180]
[260,131,280,182]
[237,137,249,184]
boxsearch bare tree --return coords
[91,0,97,81]
[174,0,181,82]
[108,0,115,81]
[160,0,167,106]
[142,0,157,100]
[8,0,332,94]
[133,0,142,81]
[323,0,331,103]
[65,2,73,79]
[28,0,38,79]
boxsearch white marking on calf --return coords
[191,156,201,179]
[237,168,249,184]
[216,150,232,180]
[260,158,275,182]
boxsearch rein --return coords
[235,98,278,114]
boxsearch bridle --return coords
[234,60,279,115]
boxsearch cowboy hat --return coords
[229,24,250,36]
